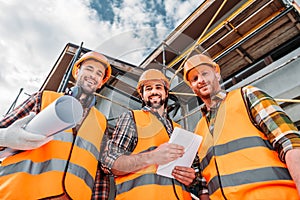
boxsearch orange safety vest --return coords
[115,110,192,200]
[196,88,299,200]
[0,91,107,200]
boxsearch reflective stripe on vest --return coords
[115,110,191,200]
[116,173,186,194]
[195,88,298,199]
[0,132,97,189]
[0,91,106,200]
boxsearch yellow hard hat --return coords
[72,51,112,86]
[136,69,170,96]
[183,54,220,85]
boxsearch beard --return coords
[77,78,96,95]
[145,95,166,109]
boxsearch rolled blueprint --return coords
[0,95,83,158]
[25,95,83,136]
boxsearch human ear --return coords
[75,68,80,77]
[216,72,221,81]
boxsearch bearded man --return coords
[101,69,200,200]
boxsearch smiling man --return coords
[142,80,167,110]
[101,69,200,200]
[183,53,300,199]
[75,59,105,95]
[0,51,112,200]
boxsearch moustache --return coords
[149,94,162,98]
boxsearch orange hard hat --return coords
[72,51,112,86]
[136,69,170,96]
[183,54,220,84]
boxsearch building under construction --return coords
[40,0,300,132]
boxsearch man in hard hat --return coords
[183,53,300,199]
[0,51,112,200]
[101,69,200,200]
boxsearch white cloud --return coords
[165,0,203,27]
[0,0,201,116]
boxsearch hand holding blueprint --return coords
[156,127,202,178]
[0,95,83,158]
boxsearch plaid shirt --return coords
[198,86,300,195]
[100,106,206,196]
[0,91,110,200]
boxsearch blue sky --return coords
[0,0,203,116]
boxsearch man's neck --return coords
[146,106,166,117]
[203,90,227,111]
[77,93,94,109]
